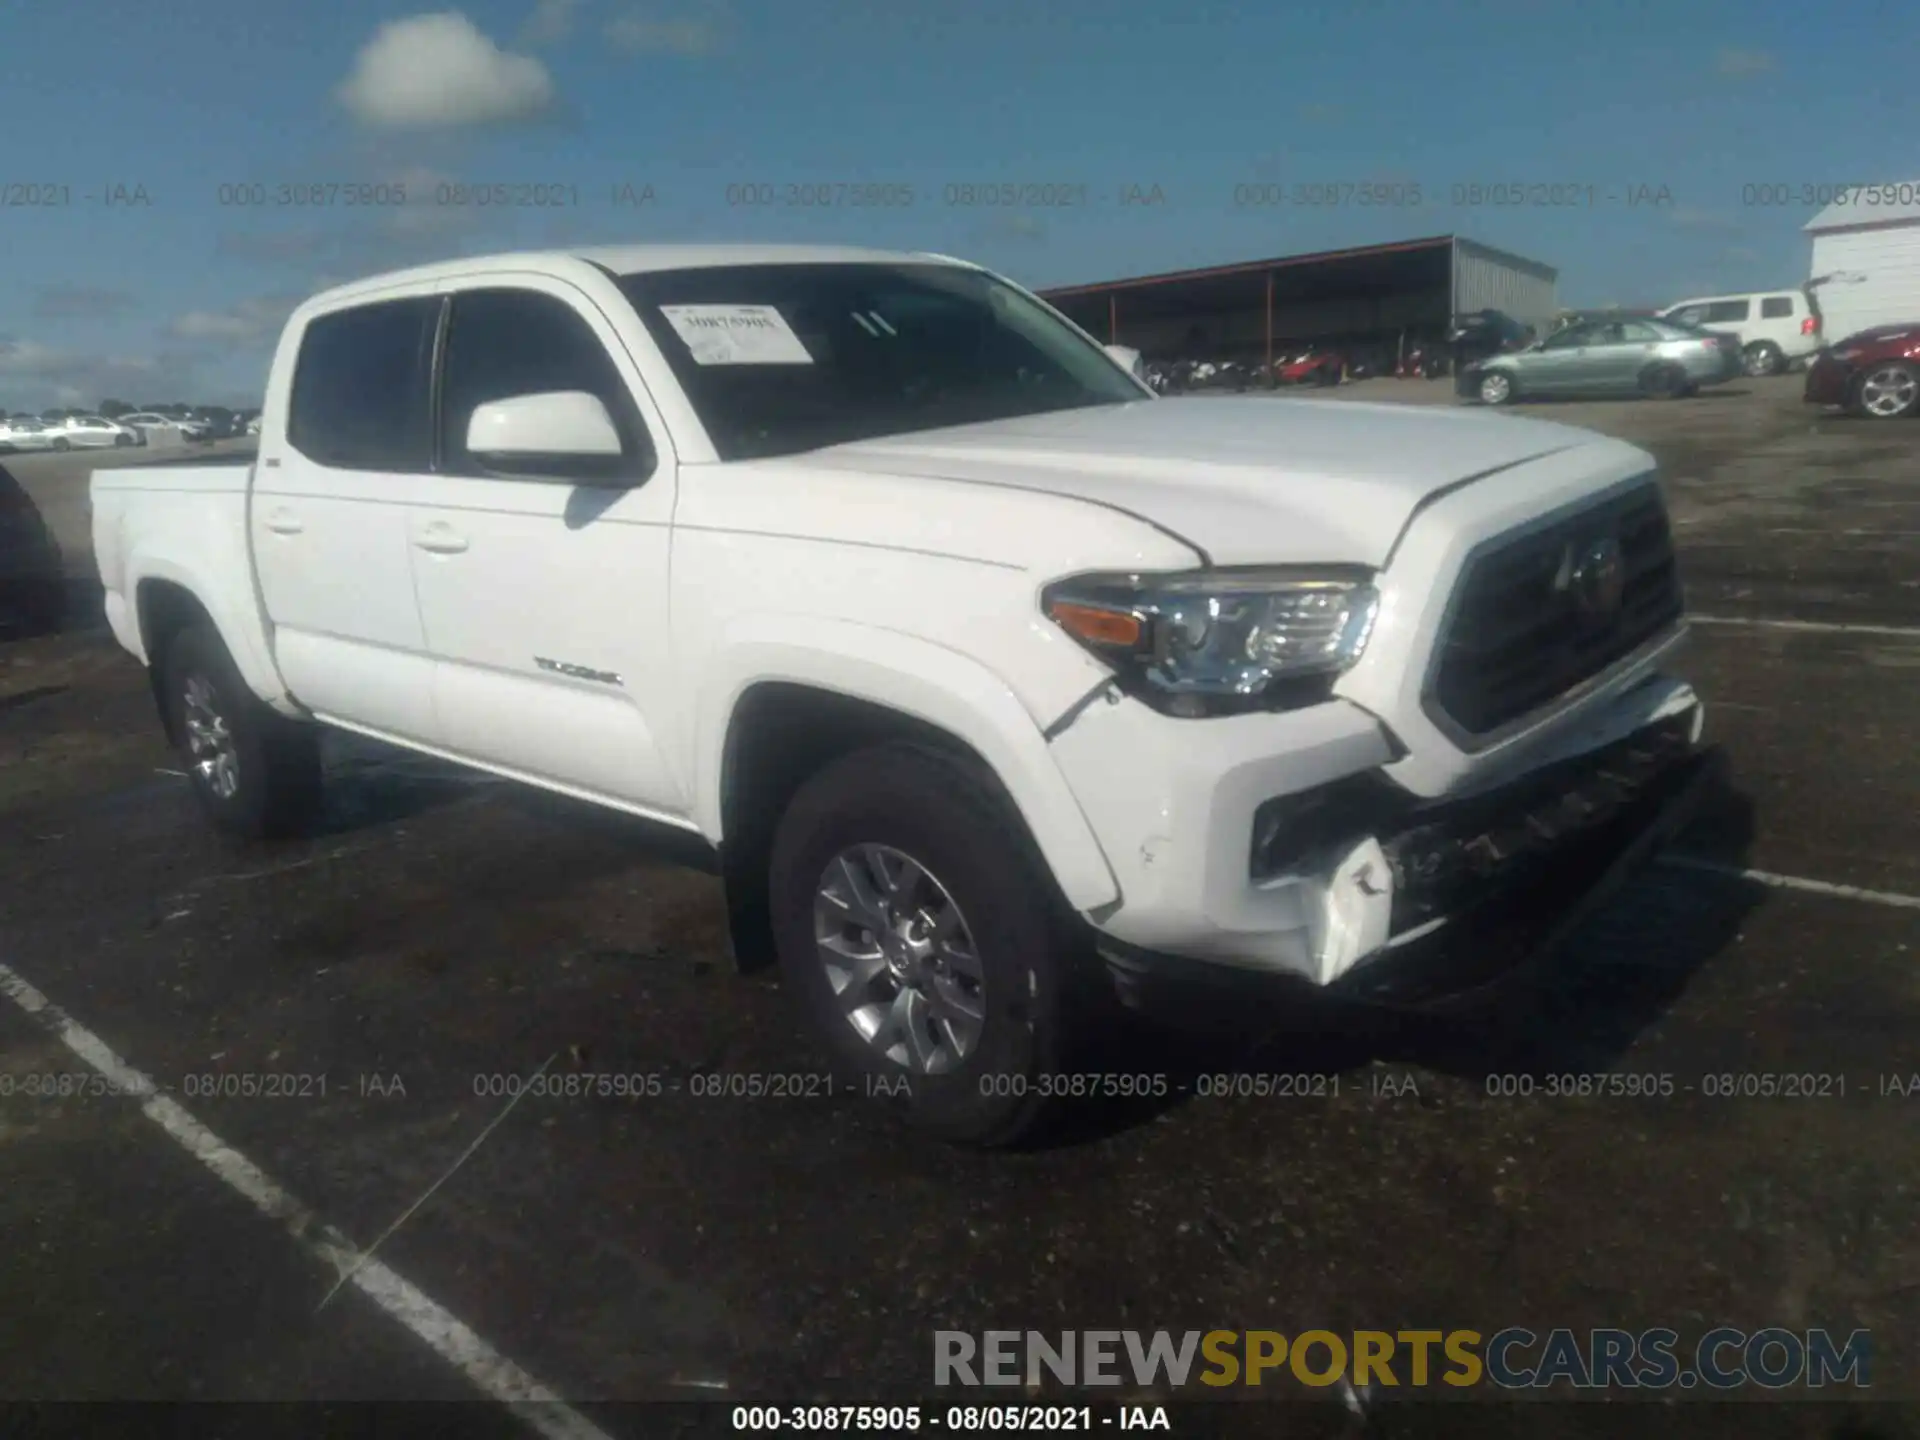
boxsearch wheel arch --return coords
[697,622,1120,971]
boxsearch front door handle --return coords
[263,509,303,535]
[415,524,469,555]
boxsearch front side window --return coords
[617,262,1145,461]
[1703,299,1751,323]
[287,297,439,472]
[1542,324,1594,350]
[437,287,654,484]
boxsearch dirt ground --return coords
[0,376,1915,1438]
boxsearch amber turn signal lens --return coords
[1048,600,1143,648]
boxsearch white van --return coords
[1658,290,1822,376]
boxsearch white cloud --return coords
[166,295,303,347]
[1716,48,1775,77]
[604,3,726,54]
[520,0,582,46]
[336,13,555,129]
[0,337,196,411]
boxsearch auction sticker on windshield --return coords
[659,304,814,365]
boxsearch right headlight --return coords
[1042,567,1380,717]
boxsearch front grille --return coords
[1428,482,1683,740]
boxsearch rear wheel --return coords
[1743,341,1785,377]
[1852,362,1920,420]
[50,436,70,452]
[769,743,1100,1147]
[162,623,322,839]
[1639,362,1689,399]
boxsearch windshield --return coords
[615,262,1146,461]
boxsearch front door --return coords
[254,295,442,742]
[1522,323,1596,394]
[403,280,687,818]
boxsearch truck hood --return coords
[814,396,1618,567]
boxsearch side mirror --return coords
[1103,343,1147,381]
[466,391,622,459]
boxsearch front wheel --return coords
[1853,362,1920,419]
[51,436,70,452]
[162,623,322,839]
[1477,370,1516,405]
[769,743,1094,1147]
[114,432,134,447]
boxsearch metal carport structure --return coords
[1038,234,1557,368]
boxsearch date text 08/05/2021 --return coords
[731,1406,1171,1432]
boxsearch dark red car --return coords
[1276,349,1343,386]
[1803,323,1920,420]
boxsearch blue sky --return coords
[0,0,1912,409]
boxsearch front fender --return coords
[693,615,1120,913]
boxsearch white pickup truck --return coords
[92,243,1714,1144]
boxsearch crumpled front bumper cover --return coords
[1095,733,1723,1018]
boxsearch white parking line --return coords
[1690,615,1920,639]
[1657,855,1920,911]
[0,961,613,1440]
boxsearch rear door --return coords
[403,278,686,816]
[253,295,443,741]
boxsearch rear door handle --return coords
[263,509,303,535]
[415,523,469,555]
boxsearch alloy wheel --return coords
[1859,365,1918,418]
[181,673,240,799]
[812,843,986,1075]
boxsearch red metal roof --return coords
[1038,235,1456,298]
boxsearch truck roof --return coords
[303,243,971,313]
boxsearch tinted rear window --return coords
[287,297,441,471]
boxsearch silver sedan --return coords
[1459,317,1744,405]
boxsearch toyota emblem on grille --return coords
[1559,534,1626,620]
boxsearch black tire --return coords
[1639,363,1689,399]
[1743,341,1784,377]
[51,436,70,452]
[769,743,1099,1147]
[114,432,134,447]
[161,623,322,840]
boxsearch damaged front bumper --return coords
[1095,706,1720,1016]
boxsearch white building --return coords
[1805,183,1920,341]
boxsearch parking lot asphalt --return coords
[0,378,1916,1436]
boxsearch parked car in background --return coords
[1803,322,1920,419]
[0,463,67,635]
[1460,316,1743,405]
[120,412,197,442]
[53,415,141,449]
[1275,348,1343,386]
[1657,290,1822,377]
[1448,310,1535,371]
[0,419,62,453]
